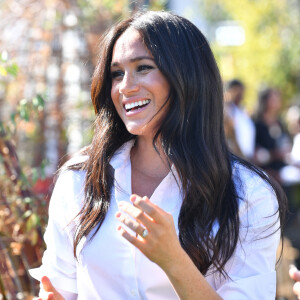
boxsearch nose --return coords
[119,72,139,95]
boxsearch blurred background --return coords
[0,0,299,299]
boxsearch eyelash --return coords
[137,65,154,72]
[111,70,124,79]
[111,65,154,79]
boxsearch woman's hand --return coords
[115,194,185,270]
[116,194,222,300]
[36,276,65,300]
[289,265,300,299]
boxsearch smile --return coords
[124,99,151,112]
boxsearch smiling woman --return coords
[29,10,286,300]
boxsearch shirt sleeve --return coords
[29,170,85,298]
[213,172,280,299]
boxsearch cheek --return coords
[146,71,170,93]
[157,79,170,99]
[111,84,119,108]
[110,83,116,100]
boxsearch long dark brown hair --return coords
[70,11,286,277]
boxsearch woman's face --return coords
[110,27,170,137]
[267,91,281,115]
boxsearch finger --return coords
[117,201,153,227]
[117,225,146,248]
[115,211,146,236]
[289,266,300,281]
[130,195,165,222]
[41,276,56,292]
[293,281,300,298]
[38,292,54,300]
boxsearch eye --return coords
[137,65,154,72]
[111,70,124,79]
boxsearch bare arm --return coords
[162,248,222,300]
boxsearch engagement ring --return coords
[141,228,148,238]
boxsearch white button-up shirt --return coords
[30,140,280,299]
[228,103,256,160]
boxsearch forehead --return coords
[111,28,152,62]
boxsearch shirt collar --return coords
[109,140,135,170]
[109,140,181,188]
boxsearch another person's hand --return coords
[289,265,300,299]
[36,276,65,300]
[116,194,185,271]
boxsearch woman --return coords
[31,11,286,299]
[254,88,292,183]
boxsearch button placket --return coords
[131,246,142,299]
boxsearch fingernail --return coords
[289,264,297,270]
[118,202,124,207]
[130,195,137,202]
[115,212,121,218]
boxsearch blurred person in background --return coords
[224,79,256,161]
[278,104,300,186]
[254,88,292,184]
[286,105,300,167]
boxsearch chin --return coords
[125,124,152,137]
[125,125,143,136]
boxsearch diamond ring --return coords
[141,228,148,238]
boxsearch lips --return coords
[124,99,151,112]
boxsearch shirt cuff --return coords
[29,266,78,294]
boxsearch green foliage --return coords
[0,60,47,228]
[77,0,167,24]
[0,51,18,77]
[0,58,47,297]
[1,94,45,140]
[203,0,300,110]
[148,0,168,11]
[77,0,130,23]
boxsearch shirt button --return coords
[130,289,136,296]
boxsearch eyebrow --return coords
[111,56,154,67]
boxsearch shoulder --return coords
[232,161,277,203]
[63,151,89,167]
[232,162,279,232]
[233,162,278,223]
[49,156,87,225]
[56,154,88,195]
[232,161,273,194]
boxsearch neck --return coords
[131,135,170,178]
[263,111,277,124]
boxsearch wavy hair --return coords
[71,11,286,277]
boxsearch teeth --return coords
[125,99,150,111]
